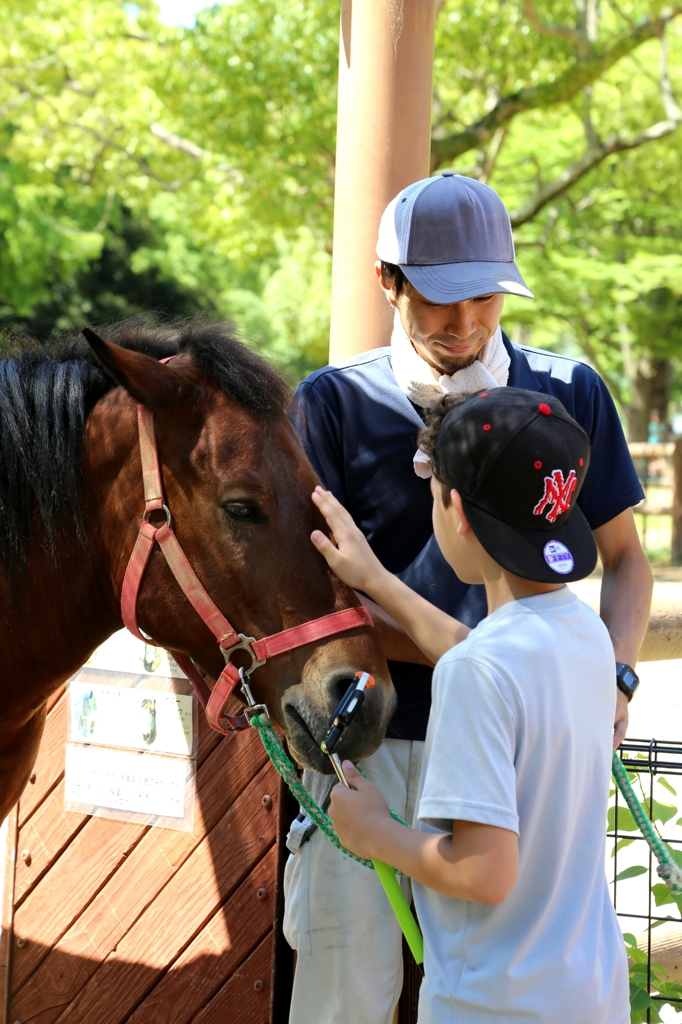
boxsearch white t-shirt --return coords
[413,587,629,1024]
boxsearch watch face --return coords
[617,663,639,695]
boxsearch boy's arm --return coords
[329,762,519,903]
[312,487,469,664]
[356,595,435,667]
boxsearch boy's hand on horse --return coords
[312,485,470,665]
[311,487,388,595]
[328,760,394,861]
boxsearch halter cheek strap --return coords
[120,404,373,734]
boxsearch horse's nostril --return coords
[327,674,358,712]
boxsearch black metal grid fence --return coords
[612,738,682,1021]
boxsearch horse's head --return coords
[84,323,395,773]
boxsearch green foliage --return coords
[0,0,168,310]
[0,208,210,341]
[432,0,682,432]
[3,0,682,391]
[159,0,338,255]
[626,931,682,1023]
[610,773,682,1020]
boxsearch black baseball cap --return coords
[433,388,597,583]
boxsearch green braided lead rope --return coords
[255,716,682,896]
[612,752,682,895]
[251,714,408,870]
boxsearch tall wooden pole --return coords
[329,0,437,362]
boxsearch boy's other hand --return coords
[311,486,387,594]
[328,761,393,861]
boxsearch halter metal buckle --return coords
[239,667,271,725]
[222,633,267,676]
[142,503,172,528]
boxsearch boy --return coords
[310,387,629,1024]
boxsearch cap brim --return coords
[400,261,533,304]
[461,498,597,584]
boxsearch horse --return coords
[0,317,395,823]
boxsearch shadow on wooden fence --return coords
[1,689,295,1024]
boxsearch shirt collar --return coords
[503,331,542,391]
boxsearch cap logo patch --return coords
[543,541,574,575]
[533,469,577,523]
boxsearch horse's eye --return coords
[222,502,263,524]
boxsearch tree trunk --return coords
[626,355,672,441]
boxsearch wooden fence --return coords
[628,440,682,562]
[0,684,294,1024]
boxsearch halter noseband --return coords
[120,404,373,734]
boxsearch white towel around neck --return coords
[389,312,510,478]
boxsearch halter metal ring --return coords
[222,633,266,676]
[142,503,172,528]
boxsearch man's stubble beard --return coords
[426,350,480,377]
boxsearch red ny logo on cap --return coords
[533,469,577,524]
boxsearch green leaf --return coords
[628,946,649,965]
[629,981,663,1023]
[658,777,677,797]
[612,837,635,856]
[629,981,655,1011]
[616,865,648,881]
[652,882,675,907]
[651,882,682,915]
[622,932,638,948]
[657,980,682,998]
[644,799,677,825]
[607,805,639,832]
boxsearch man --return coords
[283,172,652,1024]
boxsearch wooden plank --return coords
[398,936,422,1024]
[10,816,149,994]
[0,807,18,1024]
[127,846,277,1024]
[640,605,682,662]
[50,764,278,1024]
[188,932,273,1024]
[271,779,296,1024]
[18,696,67,828]
[9,729,266,1022]
[13,696,227,908]
[628,441,676,458]
[14,780,89,906]
[46,687,66,716]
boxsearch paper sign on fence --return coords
[68,681,194,756]
[64,744,195,829]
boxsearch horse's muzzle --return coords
[282,672,396,774]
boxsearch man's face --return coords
[376,264,504,376]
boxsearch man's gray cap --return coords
[376,173,533,304]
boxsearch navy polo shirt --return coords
[291,333,644,741]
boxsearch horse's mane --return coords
[0,316,291,576]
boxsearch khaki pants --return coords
[283,739,425,1024]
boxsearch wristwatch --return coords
[616,662,640,702]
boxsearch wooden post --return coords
[329,0,437,363]
[672,438,682,564]
[0,806,18,1024]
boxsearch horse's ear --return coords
[82,328,197,412]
